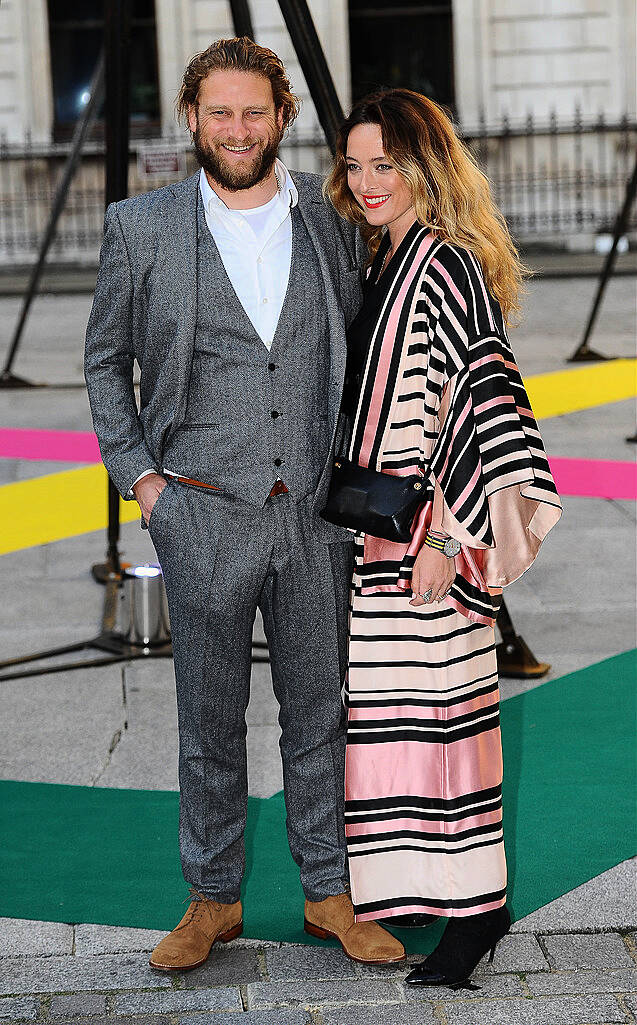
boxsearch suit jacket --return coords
[84,169,364,534]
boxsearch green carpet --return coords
[1,649,635,955]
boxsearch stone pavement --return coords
[1,905,637,1025]
[0,275,636,1023]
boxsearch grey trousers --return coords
[147,480,353,904]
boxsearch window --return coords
[47,0,160,134]
[349,1,454,111]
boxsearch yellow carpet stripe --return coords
[0,360,636,557]
[0,465,139,557]
[525,358,636,420]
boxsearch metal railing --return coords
[0,110,635,265]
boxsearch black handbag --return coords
[320,457,426,543]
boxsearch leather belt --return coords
[171,474,220,491]
[170,474,289,498]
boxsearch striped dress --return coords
[344,223,561,922]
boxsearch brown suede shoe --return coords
[149,893,243,971]
[304,892,405,964]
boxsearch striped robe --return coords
[345,223,561,921]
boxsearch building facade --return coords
[1,0,635,262]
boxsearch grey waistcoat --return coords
[163,196,332,506]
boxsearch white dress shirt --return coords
[199,160,298,348]
[131,160,298,494]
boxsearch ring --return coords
[419,589,433,601]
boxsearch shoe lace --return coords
[174,887,224,932]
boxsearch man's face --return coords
[188,70,284,192]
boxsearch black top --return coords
[342,222,421,418]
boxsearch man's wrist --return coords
[130,468,159,498]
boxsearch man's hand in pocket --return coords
[133,473,167,524]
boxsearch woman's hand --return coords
[410,545,456,607]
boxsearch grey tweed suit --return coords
[84,170,363,903]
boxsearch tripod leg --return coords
[569,148,637,362]
[496,598,550,679]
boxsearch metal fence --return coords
[0,111,635,265]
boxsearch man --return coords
[85,37,404,970]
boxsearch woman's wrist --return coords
[424,530,461,558]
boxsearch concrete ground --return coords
[0,275,636,1023]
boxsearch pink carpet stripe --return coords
[0,428,101,464]
[548,456,637,501]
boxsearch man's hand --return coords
[133,472,167,524]
[410,545,456,607]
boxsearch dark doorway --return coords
[349,2,454,111]
[47,0,160,137]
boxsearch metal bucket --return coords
[116,565,170,647]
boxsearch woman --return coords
[324,90,561,987]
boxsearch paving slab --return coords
[0,666,125,786]
[539,399,636,463]
[57,1017,166,1025]
[543,933,635,970]
[527,967,637,995]
[321,1004,434,1025]
[403,972,526,1001]
[175,946,262,988]
[477,932,549,973]
[0,919,73,957]
[246,979,403,1009]
[246,725,284,799]
[246,662,279,727]
[512,859,637,932]
[96,664,179,792]
[440,993,627,1024]
[74,925,166,956]
[0,997,38,1020]
[115,988,242,1014]
[0,954,172,995]
[265,946,356,982]
[49,994,108,1017]
[179,1013,312,1025]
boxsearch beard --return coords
[193,123,281,192]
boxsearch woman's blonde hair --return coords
[324,89,527,322]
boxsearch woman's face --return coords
[346,123,414,231]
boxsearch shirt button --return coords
[257,256,263,264]
[268,363,276,371]
[274,458,282,467]
[271,410,280,418]
[263,297,268,304]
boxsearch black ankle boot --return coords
[379,913,438,929]
[405,905,511,987]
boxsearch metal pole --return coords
[98,0,132,581]
[276,0,343,154]
[228,0,255,39]
[0,55,105,387]
[569,148,637,362]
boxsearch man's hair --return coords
[176,37,300,133]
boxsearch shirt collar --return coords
[199,158,298,216]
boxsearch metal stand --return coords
[0,579,170,682]
[0,56,105,390]
[228,0,255,38]
[496,600,550,679]
[568,149,637,362]
[276,0,343,154]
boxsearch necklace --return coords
[378,243,393,279]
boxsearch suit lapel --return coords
[160,172,199,440]
[292,176,347,424]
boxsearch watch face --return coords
[444,538,461,558]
